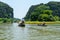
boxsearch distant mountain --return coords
[24,1,60,21]
[0,2,13,18]
[0,2,13,23]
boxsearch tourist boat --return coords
[18,21,25,27]
[18,24,25,27]
[38,24,47,26]
[38,23,47,26]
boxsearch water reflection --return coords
[0,23,60,40]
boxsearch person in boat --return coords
[38,22,46,26]
[42,22,46,26]
[18,19,25,26]
[21,20,25,24]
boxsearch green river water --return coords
[0,23,60,40]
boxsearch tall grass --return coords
[25,21,60,24]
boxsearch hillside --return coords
[0,2,13,18]
[25,1,60,21]
[0,2,13,23]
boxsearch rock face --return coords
[0,2,13,18]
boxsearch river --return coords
[0,23,60,40]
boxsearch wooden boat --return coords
[38,23,47,26]
[18,21,25,27]
[38,22,47,26]
[38,24,47,26]
[18,24,25,27]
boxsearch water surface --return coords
[0,23,60,40]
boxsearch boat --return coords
[18,24,25,27]
[38,24,47,26]
[18,20,25,27]
[38,22,47,26]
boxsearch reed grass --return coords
[25,21,60,24]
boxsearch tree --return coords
[25,1,60,21]
[48,15,55,21]
[30,12,38,21]
[38,14,49,21]
[54,16,59,21]
[43,10,53,15]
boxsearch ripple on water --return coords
[0,23,60,40]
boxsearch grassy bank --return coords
[25,21,60,24]
[0,18,13,24]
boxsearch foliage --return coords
[30,12,38,21]
[0,2,13,18]
[43,10,53,15]
[0,18,13,23]
[38,14,49,21]
[53,16,59,21]
[25,1,60,21]
[13,18,20,23]
[0,2,14,23]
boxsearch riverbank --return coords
[25,21,60,24]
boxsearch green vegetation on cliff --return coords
[0,2,13,23]
[25,1,60,21]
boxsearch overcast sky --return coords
[0,0,60,19]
